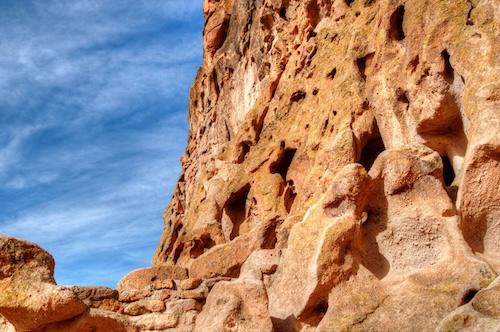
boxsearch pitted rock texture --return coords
[152,0,500,330]
[2,0,500,331]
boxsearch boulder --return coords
[0,235,86,331]
[116,266,187,293]
[194,278,273,332]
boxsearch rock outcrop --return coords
[2,0,499,331]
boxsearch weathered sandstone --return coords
[152,0,500,330]
[2,0,499,331]
[0,235,87,331]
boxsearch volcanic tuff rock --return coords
[1,0,500,331]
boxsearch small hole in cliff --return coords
[441,156,455,186]
[212,69,220,96]
[408,55,420,74]
[360,136,385,171]
[225,185,251,240]
[284,180,297,214]
[466,5,474,26]
[190,234,217,258]
[279,7,287,20]
[167,223,183,256]
[389,5,405,41]
[290,90,306,102]
[357,53,374,81]
[345,0,355,7]
[359,121,385,171]
[397,89,409,104]
[262,217,279,249]
[272,148,297,181]
[173,243,184,263]
[236,142,250,163]
[224,121,231,141]
[461,290,478,305]
[327,68,337,79]
[355,11,361,17]
[327,33,338,42]
[313,88,319,95]
[321,119,329,136]
[301,300,329,326]
[441,50,454,84]
[315,301,329,314]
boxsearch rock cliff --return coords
[1,0,499,331]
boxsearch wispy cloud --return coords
[0,0,203,287]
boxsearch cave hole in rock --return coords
[236,142,251,163]
[166,223,183,257]
[345,0,355,7]
[408,55,420,74]
[314,301,329,315]
[357,53,374,81]
[279,7,287,20]
[358,116,385,171]
[461,289,478,305]
[261,217,279,249]
[359,127,385,171]
[212,69,220,96]
[224,120,231,141]
[273,148,297,181]
[441,50,454,84]
[389,5,405,41]
[300,300,329,326]
[284,180,297,214]
[326,33,338,42]
[260,13,274,30]
[190,234,217,259]
[290,90,307,102]
[466,1,475,25]
[319,118,329,136]
[173,243,184,263]
[224,184,251,240]
[441,156,456,186]
[327,67,337,79]
[397,89,409,104]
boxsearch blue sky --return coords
[0,1,203,287]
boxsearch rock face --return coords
[2,0,500,331]
[152,0,500,330]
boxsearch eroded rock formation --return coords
[1,0,499,331]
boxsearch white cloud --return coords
[0,0,203,287]
[2,149,182,287]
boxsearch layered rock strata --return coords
[2,0,500,331]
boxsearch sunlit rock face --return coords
[1,0,499,331]
[152,0,500,330]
